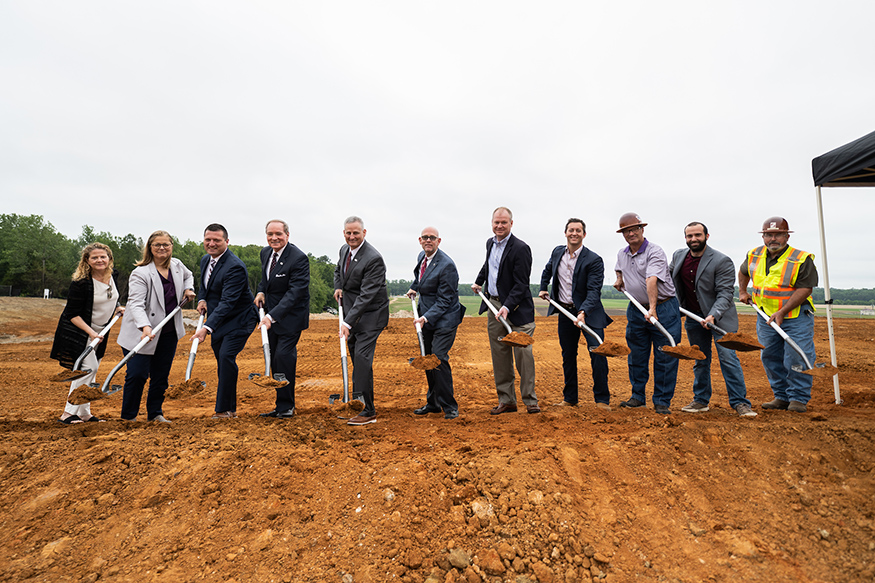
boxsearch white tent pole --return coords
[815,185,841,404]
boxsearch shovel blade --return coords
[792,363,839,378]
[51,369,91,382]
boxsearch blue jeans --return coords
[757,310,815,404]
[684,318,750,408]
[625,296,681,407]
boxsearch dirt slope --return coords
[0,297,873,583]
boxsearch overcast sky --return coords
[2,1,874,289]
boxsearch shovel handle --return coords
[411,297,427,356]
[185,314,205,381]
[258,308,271,377]
[73,312,123,371]
[546,298,605,344]
[750,303,815,370]
[338,302,350,402]
[622,290,677,347]
[678,307,730,336]
[476,290,514,335]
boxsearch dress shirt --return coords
[557,246,580,305]
[487,236,509,297]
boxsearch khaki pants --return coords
[486,298,537,407]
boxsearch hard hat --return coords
[759,217,793,233]
[617,212,647,233]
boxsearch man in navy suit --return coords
[254,219,310,419]
[472,207,539,415]
[538,218,613,409]
[192,223,259,418]
[333,216,390,426]
[406,226,465,420]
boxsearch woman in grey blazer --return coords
[117,230,195,422]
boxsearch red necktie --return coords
[344,252,351,275]
[419,258,427,280]
[269,252,278,275]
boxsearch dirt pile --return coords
[0,297,873,583]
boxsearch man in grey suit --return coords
[333,216,390,426]
[669,222,756,417]
[406,226,465,420]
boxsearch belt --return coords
[557,302,575,312]
[485,293,501,301]
[641,297,671,310]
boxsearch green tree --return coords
[308,254,336,313]
[0,214,77,296]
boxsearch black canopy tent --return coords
[810,129,875,404]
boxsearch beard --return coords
[686,240,706,252]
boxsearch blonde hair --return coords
[136,230,173,267]
[72,242,114,281]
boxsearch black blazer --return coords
[475,233,535,326]
[539,244,612,329]
[50,271,120,369]
[198,250,258,340]
[410,248,464,329]
[333,240,390,332]
[256,243,310,335]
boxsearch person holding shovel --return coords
[406,226,465,420]
[473,207,539,415]
[50,242,123,424]
[738,217,818,413]
[254,219,310,420]
[538,218,612,410]
[613,212,681,414]
[670,222,756,418]
[117,230,196,422]
[333,216,390,426]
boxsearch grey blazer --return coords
[117,258,195,354]
[669,245,739,332]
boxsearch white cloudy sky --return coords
[2,1,874,288]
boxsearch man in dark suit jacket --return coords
[670,221,755,417]
[406,226,465,420]
[333,216,390,426]
[538,218,613,409]
[192,223,259,418]
[254,219,310,419]
[472,207,539,415]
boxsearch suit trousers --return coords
[347,324,384,416]
[120,329,178,420]
[557,315,610,405]
[268,329,301,412]
[486,298,537,407]
[211,329,250,413]
[422,326,459,414]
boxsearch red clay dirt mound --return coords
[0,297,873,583]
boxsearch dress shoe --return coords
[787,401,807,413]
[595,402,612,411]
[212,411,237,419]
[490,403,518,415]
[619,397,645,408]
[526,404,541,414]
[276,408,295,418]
[654,404,671,415]
[259,410,279,417]
[347,413,377,426]
[414,405,441,415]
[444,410,459,420]
[762,398,790,410]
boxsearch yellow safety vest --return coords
[747,245,815,319]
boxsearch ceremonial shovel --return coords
[546,298,629,357]
[750,303,838,377]
[328,302,365,415]
[622,291,705,360]
[475,290,534,347]
[50,308,123,382]
[166,314,208,397]
[408,296,439,370]
[248,307,288,388]
[68,298,191,405]
[678,307,764,351]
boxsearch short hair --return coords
[72,242,114,281]
[565,218,586,234]
[204,223,228,239]
[420,226,440,238]
[137,230,173,267]
[265,219,289,234]
[344,216,365,229]
[492,207,513,220]
[684,221,708,236]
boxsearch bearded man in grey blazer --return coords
[333,216,390,426]
[669,222,756,417]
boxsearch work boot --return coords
[788,401,808,413]
[761,398,790,410]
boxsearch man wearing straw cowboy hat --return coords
[738,217,818,413]
[538,218,613,410]
[670,221,756,418]
[406,226,465,420]
[613,212,681,414]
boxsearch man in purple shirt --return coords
[613,212,681,414]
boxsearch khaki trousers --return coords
[486,298,537,406]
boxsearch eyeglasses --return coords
[151,243,172,249]
[621,226,642,235]
[420,235,438,241]
[762,233,787,240]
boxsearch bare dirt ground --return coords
[0,297,873,583]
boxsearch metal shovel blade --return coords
[792,362,839,378]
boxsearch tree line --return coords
[2,214,873,308]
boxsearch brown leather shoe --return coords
[490,403,518,415]
[526,404,541,414]
[347,414,377,426]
